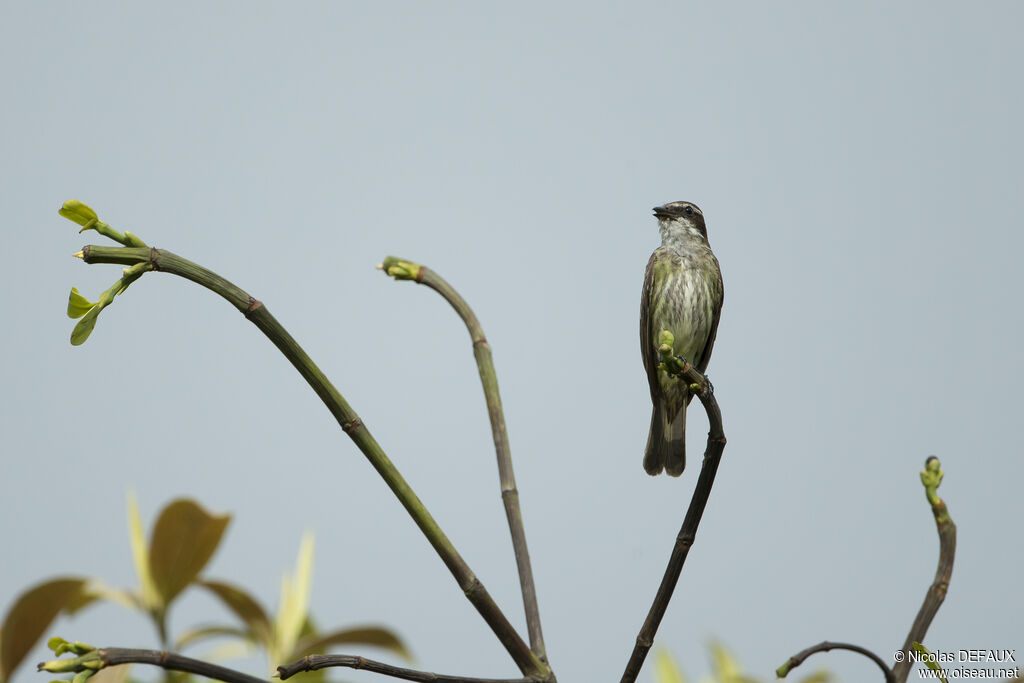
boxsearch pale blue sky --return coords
[2,3,1022,682]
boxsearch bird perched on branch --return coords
[640,201,724,476]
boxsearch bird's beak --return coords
[652,205,671,218]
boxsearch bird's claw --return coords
[666,356,714,395]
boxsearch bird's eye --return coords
[683,206,693,215]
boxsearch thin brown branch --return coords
[381,258,547,663]
[892,457,956,683]
[277,654,532,683]
[776,641,894,682]
[40,647,267,683]
[776,460,956,683]
[619,367,726,683]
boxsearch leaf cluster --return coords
[0,497,408,683]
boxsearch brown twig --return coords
[777,457,955,683]
[892,456,956,683]
[776,641,894,683]
[379,258,547,663]
[619,364,727,683]
[39,647,266,683]
[277,654,532,683]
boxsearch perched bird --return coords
[640,201,724,476]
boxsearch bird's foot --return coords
[689,372,714,397]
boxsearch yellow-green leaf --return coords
[0,577,87,682]
[653,648,686,683]
[912,643,948,683]
[67,288,96,319]
[175,625,250,651]
[708,641,744,682]
[148,499,230,608]
[272,533,314,663]
[197,580,273,648]
[58,200,98,228]
[88,664,131,683]
[67,581,141,616]
[127,493,160,612]
[70,306,101,346]
[296,626,412,661]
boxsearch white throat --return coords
[659,219,704,250]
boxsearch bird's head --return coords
[653,201,707,245]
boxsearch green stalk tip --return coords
[378,256,422,281]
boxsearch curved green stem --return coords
[378,256,547,663]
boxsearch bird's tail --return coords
[643,401,686,476]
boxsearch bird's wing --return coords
[695,254,725,373]
[640,250,662,402]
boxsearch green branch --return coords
[378,256,547,662]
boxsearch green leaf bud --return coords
[58,201,98,229]
[67,288,96,319]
